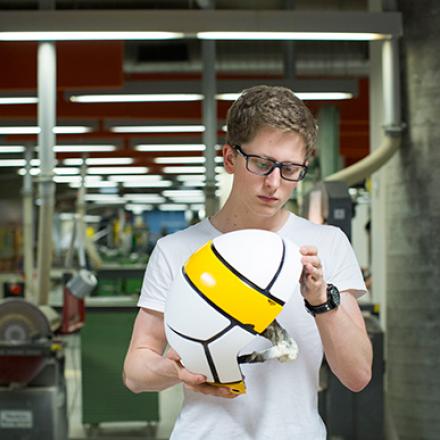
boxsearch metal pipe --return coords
[22,144,34,302]
[36,42,56,305]
[325,37,403,186]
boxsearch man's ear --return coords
[222,144,236,174]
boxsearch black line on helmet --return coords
[210,242,285,307]
[182,269,258,335]
[167,321,234,345]
[265,239,286,291]
[166,323,232,383]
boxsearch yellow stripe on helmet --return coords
[211,380,247,395]
[184,240,282,334]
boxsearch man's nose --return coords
[264,165,282,188]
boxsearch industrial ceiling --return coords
[0,0,376,213]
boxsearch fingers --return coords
[166,347,181,362]
[166,349,238,399]
[177,367,207,386]
[300,245,318,256]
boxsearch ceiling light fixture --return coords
[108,175,162,182]
[63,157,134,166]
[135,144,205,152]
[111,125,205,134]
[154,156,223,164]
[70,93,203,103]
[123,181,173,188]
[87,166,148,175]
[217,92,353,101]
[0,97,38,105]
[197,32,387,41]
[0,145,26,153]
[0,32,183,42]
[54,145,116,152]
[0,126,92,135]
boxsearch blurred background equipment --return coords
[0,298,67,440]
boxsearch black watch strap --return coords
[304,284,340,317]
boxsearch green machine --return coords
[81,298,159,431]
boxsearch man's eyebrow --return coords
[260,154,302,165]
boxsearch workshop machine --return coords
[0,298,67,439]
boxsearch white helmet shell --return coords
[164,229,302,394]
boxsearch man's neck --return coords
[210,200,289,234]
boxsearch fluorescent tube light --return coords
[123,181,173,188]
[55,126,92,134]
[18,167,80,175]
[218,92,353,101]
[154,157,223,164]
[0,126,92,135]
[162,190,204,198]
[85,194,125,202]
[176,174,205,181]
[108,175,162,182]
[54,145,116,152]
[155,157,205,164]
[70,93,203,103]
[163,166,223,174]
[159,204,189,211]
[53,175,102,183]
[0,145,25,153]
[163,166,206,174]
[197,32,386,41]
[63,157,133,166]
[135,144,205,152]
[59,213,102,223]
[87,166,148,175]
[111,125,205,134]
[0,158,41,167]
[0,97,37,105]
[124,194,165,203]
[69,181,118,188]
[0,32,183,41]
[0,159,26,167]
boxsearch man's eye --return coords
[255,160,271,169]
[282,165,301,177]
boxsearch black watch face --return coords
[328,284,340,306]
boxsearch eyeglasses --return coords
[233,145,308,182]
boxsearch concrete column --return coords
[317,106,341,179]
[386,2,440,438]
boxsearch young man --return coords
[123,86,372,440]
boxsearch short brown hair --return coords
[225,85,317,157]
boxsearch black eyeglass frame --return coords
[233,144,308,182]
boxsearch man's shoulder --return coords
[282,213,342,250]
[286,212,339,235]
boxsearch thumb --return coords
[166,347,181,362]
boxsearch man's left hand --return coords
[299,245,327,306]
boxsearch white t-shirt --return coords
[138,213,366,440]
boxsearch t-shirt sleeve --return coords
[327,227,367,298]
[137,242,173,312]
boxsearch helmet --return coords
[164,229,302,394]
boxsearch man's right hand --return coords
[166,348,238,399]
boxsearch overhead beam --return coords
[0,10,402,39]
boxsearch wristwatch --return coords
[304,284,340,316]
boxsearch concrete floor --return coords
[64,333,182,440]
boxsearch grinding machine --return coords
[0,298,67,439]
